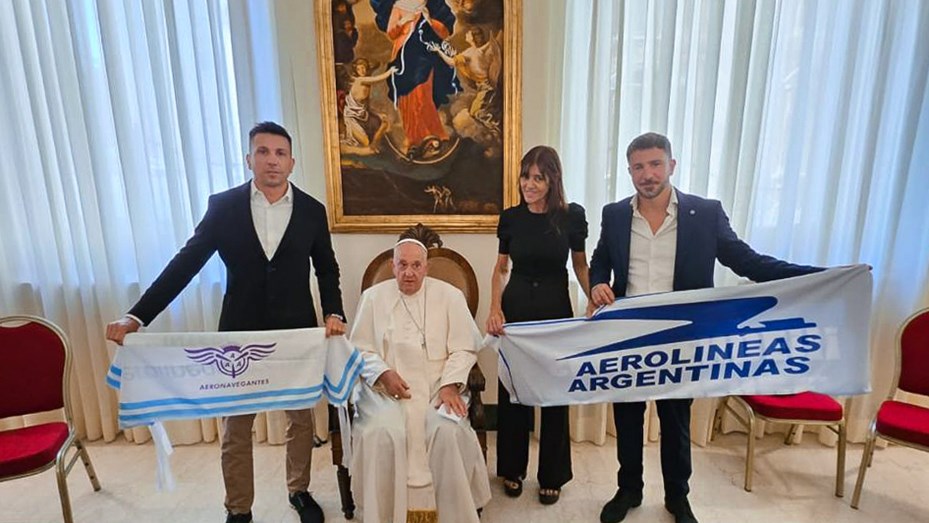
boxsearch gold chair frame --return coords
[0,315,101,523]
[712,395,846,496]
[851,307,929,509]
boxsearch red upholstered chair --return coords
[0,315,101,523]
[852,307,929,509]
[713,392,847,496]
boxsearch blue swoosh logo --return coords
[560,297,816,360]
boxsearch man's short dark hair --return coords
[626,132,673,161]
[249,121,292,150]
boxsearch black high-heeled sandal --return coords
[539,487,561,505]
[503,477,523,498]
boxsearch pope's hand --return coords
[376,369,411,400]
[437,383,467,418]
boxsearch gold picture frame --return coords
[314,0,522,233]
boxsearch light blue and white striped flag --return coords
[107,329,361,427]
[106,328,362,489]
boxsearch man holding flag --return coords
[590,132,823,523]
[105,121,344,523]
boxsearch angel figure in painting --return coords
[427,26,502,134]
[340,58,397,156]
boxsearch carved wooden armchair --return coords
[329,224,487,520]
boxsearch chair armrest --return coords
[466,363,488,459]
[467,364,485,393]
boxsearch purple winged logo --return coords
[185,343,277,379]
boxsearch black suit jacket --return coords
[590,189,822,296]
[129,182,344,331]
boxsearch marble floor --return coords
[1,432,927,523]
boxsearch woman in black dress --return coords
[486,145,590,505]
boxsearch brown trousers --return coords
[221,408,315,514]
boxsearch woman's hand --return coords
[486,308,506,336]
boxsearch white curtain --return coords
[0,0,304,445]
[557,0,929,445]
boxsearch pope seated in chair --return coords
[349,238,491,523]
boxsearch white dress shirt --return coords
[250,181,293,260]
[625,189,678,297]
[126,181,295,327]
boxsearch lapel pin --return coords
[689,209,696,216]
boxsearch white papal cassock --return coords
[350,277,491,523]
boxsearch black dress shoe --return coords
[665,496,699,523]
[600,489,643,523]
[225,512,252,523]
[289,491,325,523]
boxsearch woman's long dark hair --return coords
[519,146,569,231]
[519,145,568,213]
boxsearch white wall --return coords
[269,1,567,397]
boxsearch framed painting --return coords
[314,0,522,232]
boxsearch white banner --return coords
[107,328,362,428]
[495,265,872,406]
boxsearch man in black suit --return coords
[589,132,822,523]
[106,121,344,523]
